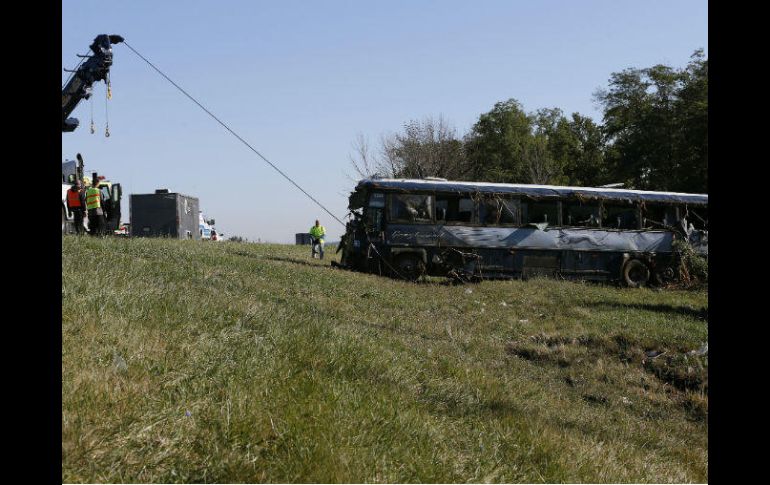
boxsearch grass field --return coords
[62,236,708,483]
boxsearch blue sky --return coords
[62,0,707,243]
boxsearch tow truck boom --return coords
[62,34,124,132]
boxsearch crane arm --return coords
[62,34,124,132]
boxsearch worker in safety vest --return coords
[66,180,86,235]
[309,219,326,259]
[85,183,106,236]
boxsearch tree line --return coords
[350,50,707,194]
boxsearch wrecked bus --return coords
[337,178,707,286]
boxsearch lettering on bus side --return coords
[388,229,441,244]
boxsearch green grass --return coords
[62,236,708,483]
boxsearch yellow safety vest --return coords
[85,187,101,210]
[309,225,325,240]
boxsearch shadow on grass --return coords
[593,302,708,321]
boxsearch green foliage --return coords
[464,99,533,182]
[358,50,706,192]
[63,236,707,482]
[672,238,709,285]
[594,50,707,192]
[463,101,611,186]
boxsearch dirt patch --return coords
[643,352,708,394]
[506,332,708,419]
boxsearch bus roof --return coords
[355,178,708,206]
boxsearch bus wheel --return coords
[623,259,650,287]
[394,254,424,281]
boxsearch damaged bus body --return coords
[337,178,707,286]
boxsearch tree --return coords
[672,50,708,193]
[348,133,385,179]
[465,101,606,186]
[349,116,467,180]
[464,99,533,182]
[594,49,707,192]
[560,113,609,187]
[383,116,467,179]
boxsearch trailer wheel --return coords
[623,259,650,288]
[394,253,424,282]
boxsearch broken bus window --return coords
[388,194,433,223]
[562,201,600,227]
[523,200,559,225]
[602,202,639,229]
[436,194,474,223]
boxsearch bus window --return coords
[479,197,520,226]
[602,203,639,229]
[562,201,600,227]
[368,192,385,208]
[683,206,708,231]
[523,200,559,225]
[436,195,474,224]
[365,208,383,232]
[642,204,677,229]
[389,194,433,223]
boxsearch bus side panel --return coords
[435,226,675,253]
[561,251,624,281]
[381,223,677,281]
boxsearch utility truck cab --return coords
[61,155,122,234]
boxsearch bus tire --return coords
[394,253,424,282]
[623,259,650,287]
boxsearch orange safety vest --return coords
[67,189,83,207]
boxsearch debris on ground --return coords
[112,352,128,373]
[645,350,666,359]
[689,342,708,356]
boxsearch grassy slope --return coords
[62,237,708,483]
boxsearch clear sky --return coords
[62,0,707,243]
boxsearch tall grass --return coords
[62,237,707,483]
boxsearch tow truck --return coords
[61,34,124,234]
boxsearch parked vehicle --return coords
[199,211,215,239]
[338,178,707,286]
[130,190,200,239]
[61,154,122,234]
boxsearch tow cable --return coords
[121,40,344,227]
[121,40,415,281]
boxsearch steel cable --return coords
[121,40,345,227]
